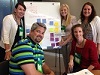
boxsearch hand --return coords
[49,71,55,75]
[58,41,64,46]
[5,51,11,60]
[68,61,74,72]
[45,71,55,75]
[59,41,68,46]
[58,38,66,46]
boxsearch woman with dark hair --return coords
[78,2,100,59]
[0,2,26,61]
[68,24,100,72]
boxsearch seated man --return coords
[9,22,55,75]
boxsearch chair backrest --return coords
[0,60,9,75]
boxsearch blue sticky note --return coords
[42,19,46,23]
[37,19,41,23]
[26,29,30,33]
[49,21,53,25]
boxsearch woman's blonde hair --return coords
[60,4,71,26]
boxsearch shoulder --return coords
[77,19,81,24]
[85,39,96,46]
[3,14,13,21]
[72,40,76,45]
[85,40,97,53]
[16,38,32,46]
[13,38,32,50]
[90,16,100,28]
[94,16,100,19]
[12,39,33,54]
[70,15,78,24]
[71,15,76,19]
[4,14,13,19]
[84,39,96,51]
[92,16,100,21]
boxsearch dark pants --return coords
[61,42,71,73]
[98,55,100,63]
[72,62,82,72]
[0,47,5,62]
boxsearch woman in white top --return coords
[58,4,77,74]
[78,2,100,59]
[0,3,26,61]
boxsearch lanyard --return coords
[37,58,43,73]
[74,45,84,64]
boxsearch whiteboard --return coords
[24,2,61,49]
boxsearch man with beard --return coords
[9,22,55,75]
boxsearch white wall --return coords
[65,0,100,19]
[42,0,66,4]
[42,0,100,20]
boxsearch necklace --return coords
[77,39,85,48]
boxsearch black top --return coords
[11,24,24,49]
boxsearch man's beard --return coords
[35,36,42,43]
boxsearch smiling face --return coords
[14,5,26,19]
[73,27,84,41]
[30,26,46,44]
[83,4,92,18]
[60,6,68,17]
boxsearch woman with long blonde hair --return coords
[59,4,77,75]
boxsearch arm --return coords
[21,63,55,75]
[59,34,72,46]
[68,40,75,71]
[68,55,74,72]
[2,15,12,60]
[88,41,99,70]
[59,16,77,46]
[94,16,100,55]
[87,65,94,71]
[4,44,11,60]
[42,63,55,75]
[21,64,43,75]
[71,15,78,25]
[63,34,72,45]
[97,43,100,56]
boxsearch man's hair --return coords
[31,22,47,31]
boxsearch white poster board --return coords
[24,2,61,49]
[67,69,94,75]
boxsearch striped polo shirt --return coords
[9,36,45,75]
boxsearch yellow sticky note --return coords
[54,22,59,27]
[54,27,59,33]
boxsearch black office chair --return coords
[0,60,9,75]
